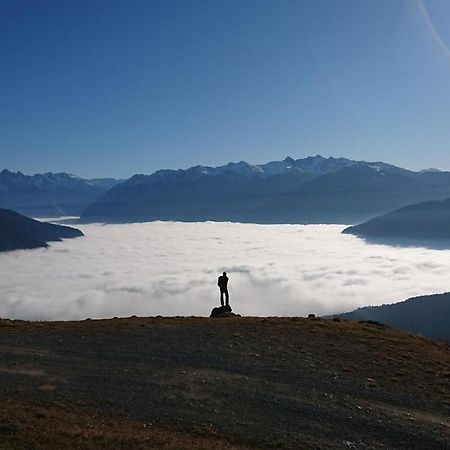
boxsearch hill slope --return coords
[343,198,450,239]
[335,292,450,341]
[0,208,84,252]
[0,316,448,449]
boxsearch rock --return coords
[210,305,234,318]
[359,320,384,327]
[308,314,316,319]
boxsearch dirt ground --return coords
[0,316,449,449]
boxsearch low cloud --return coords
[1,221,450,320]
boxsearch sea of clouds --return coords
[1,221,450,320]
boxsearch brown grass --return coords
[0,316,449,449]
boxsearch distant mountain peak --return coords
[0,169,23,177]
[0,170,121,217]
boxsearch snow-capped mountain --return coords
[80,155,450,224]
[123,155,415,190]
[0,170,120,216]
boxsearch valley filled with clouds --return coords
[1,221,449,321]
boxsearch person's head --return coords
[223,272,227,276]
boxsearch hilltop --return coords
[0,316,449,449]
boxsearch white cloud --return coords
[1,221,450,320]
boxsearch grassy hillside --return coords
[0,316,449,449]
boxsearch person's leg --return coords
[225,288,229,306]
[220,289,224,306]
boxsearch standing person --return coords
[217,272,229,307]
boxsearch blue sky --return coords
[1,0,450,178]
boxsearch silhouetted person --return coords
[218,272,229,306]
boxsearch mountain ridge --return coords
[80,155,450,224]
[0,170,121,217]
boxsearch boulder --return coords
[210,305,235,318]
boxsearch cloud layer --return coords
[1,221,450,320]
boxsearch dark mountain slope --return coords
[296,164,421,192]
[416,170,450,188]
[256,164,444,224]
[0,170,120,217]
[335,292,450,342]
[81,159,317,223]
[343,198,450,239]
[0,208,83,252]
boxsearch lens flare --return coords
[418,0,450,62]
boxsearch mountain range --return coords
[4,156,450,225]
[0,170,120,217]
[0,208,84,252]
[80,155,450,224]
[334,292,450,342]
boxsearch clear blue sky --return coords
[1,0,450,178]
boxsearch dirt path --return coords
[0,316,449,449]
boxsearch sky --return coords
[1,221,450,320]
[1,0,450,178]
